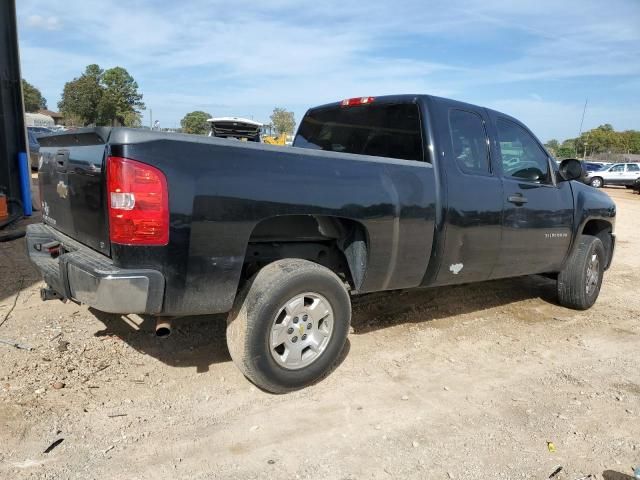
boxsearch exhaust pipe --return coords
[155,317,173,338]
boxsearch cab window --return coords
[448,109,490,175]
[496,119,551,184]
[294,102,424,162]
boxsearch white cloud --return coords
[15,0,640,139]
[25,14,61,31]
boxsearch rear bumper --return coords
[26,223,164,314]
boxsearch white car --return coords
[586,162,640,188]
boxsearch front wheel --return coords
[557,235,605,310]
[226,259,351,393]
[589,177,603,188]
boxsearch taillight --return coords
[106,156,169,246]
[340,96,375,107]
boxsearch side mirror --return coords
[558,158,584,182]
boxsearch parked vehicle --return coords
[28,126,55,135]
[207,116,262,142]
[583,161,606,172]
[27,94,616,392]
[586,162,640,188]
[27,129,40,170]
[633,177,640,194]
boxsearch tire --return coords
[590,177,603,188]
[557,235,605,310]
[226,259,351,393]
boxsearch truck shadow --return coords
[91,310,232,373]
[602,471,636,480]
[90,274,558,374]
[350,274,560,334]
[91,309,352,378]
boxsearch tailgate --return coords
[38,128,111,256]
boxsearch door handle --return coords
[55,150,69,172]
[507,194,528,204]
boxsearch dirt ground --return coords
[0,187,639,480]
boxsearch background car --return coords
[27,126,55,135]
[27,128,40,170]
[583,161,606,172]
[585,162,640,188]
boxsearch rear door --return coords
[38,129,111,255]
[624,163,640,184]
[489,116,573,278]
[431,102,503,285]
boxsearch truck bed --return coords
[38,128,438,315]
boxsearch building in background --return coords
[37,109,64,126]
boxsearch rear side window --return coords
[294,103,424,162]
[627,164,639,172]
[448,109,490,175]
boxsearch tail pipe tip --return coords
[155,317,173,338]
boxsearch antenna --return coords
[577,98,588,158]
[578,98,588,137]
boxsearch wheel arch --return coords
[243,214,370,291]
[581,219,614,269]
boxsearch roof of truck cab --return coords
[304,94,523,127]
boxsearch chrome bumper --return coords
[26,224,164,314]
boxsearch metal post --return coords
[0,0,27,218]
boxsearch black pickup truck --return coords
[28,94,616,392]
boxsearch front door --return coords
[490,117,574,278]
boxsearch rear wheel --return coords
[589,177,603,188]
[557,235,605,310]
[226,259,351,393]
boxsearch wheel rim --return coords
[592,178,602,187]
[269,292,334,370]
[585,253,600,296]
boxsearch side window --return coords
[496,119,551,183]
[610,164,624,172]
[626,164,639,172]
[448,109,490,175]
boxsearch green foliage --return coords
[58,64,103,125]
[270,107,296,135]
[556,146,575,158]
[58,64,144,126]
[98,67,145,126]
[550,125,640,157]
[180,111,212,135]
[22,79,47,112]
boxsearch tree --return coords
[544,139,559,155]
[58,64,104,126]
[270,107,296,135]
[22,79,47,112]
[98,67,145,126]
[180,111,211,135]
[58,64,144,127]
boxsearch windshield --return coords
[294,102,424,162]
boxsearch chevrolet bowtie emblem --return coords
[56,181,69,199]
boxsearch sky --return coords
[16,0,640,142]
